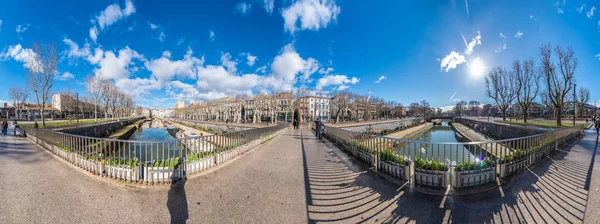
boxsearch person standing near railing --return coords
[595,117,600,135]
[1,120,7,135]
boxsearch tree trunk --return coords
[501,109,507,121]
[40,109,46,126]
[556,107,562,126]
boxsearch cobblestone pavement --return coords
[1,127,599,223]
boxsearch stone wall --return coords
[338,118,424,134]
[56,117,146,138]
[453,118,547,139]
[170,119,253,133]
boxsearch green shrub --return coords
[414,158,448,171]
[498,149,529,164]
[379,149,406,165]
[455,158,495,171]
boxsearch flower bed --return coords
[529,146,547,165]
[356,150,376,166]
[186,155,214,174]
[453,159,496,188]
[107,165,139,181]
[76,155,98,173]
[144,166,179,183]
[414,158,449,188]
[378,150,410,180]
[216,148,241,164]
[55,147,74,162]
[497,150,530,178]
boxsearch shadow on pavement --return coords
[167,164,189,224]
[302,128,595,223]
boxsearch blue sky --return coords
[0,0,599,109]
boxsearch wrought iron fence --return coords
[323,122,581,189]
[22,123,286,184]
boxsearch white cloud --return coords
[282,0,341,34]
[514,30,523,38]
[595,54,600,60]
[318,67,334,75]
[499,33,506,39]
[94,0,136,30]
[177,38,185,46]
[89,26,98,42]
[220,52,238,73]
[494,43,507,53]
[56,72,75,81]
[0,44,35,68]
[114,77,159,98]
[94,47,144,80]
[587,6,596,19]
[448,92,457,102]
[578,4,586,14]
[255,65,267,74]
[244,53,257,67]
[236,2,252,15]
[263,0,275,14]
[465,0,469,18]
[148,22,158,30]
[316,74,359,90]
[145,48,202,87]
[63,38,90,58]
[168,80,228,101]
[147,22,166,42]
[462,31,481,55]
[374,76,386,84]
[553,0,565,14]
[209,30,215,41]
[15,24,30,33]
[529,14,535,20]
[440,51,466,72]
[264,44,320,90]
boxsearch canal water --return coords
[125,119,184,162]
[395,122,478,164]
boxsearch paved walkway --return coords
[1,127,599,223]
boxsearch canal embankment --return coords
[451,122,512,158]
[339,118,424,135]
[385,123,433,139]
[454,117,547,140]
[55,117,146,138]
[108,119,148,140]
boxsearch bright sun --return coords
[469,57,486,78]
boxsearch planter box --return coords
[144,166,180,183]
[186,156,214,174]
[356,150,376,166]
[56,149,72,162]
[107,165,140,181]
[453,167,496,188]
[76,155,98,173]
[216,148,242,164]
[379,160,411,180]
[497,157,529,178]
[414,169,448,188]
[529,149,546,165]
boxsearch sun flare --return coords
[469,57,486,78]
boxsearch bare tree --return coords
[86,75,105,121]
[577,87,590,118]
[26,41,58,126]
[485,66,516,121]
[330,91,351,123]
[513,59,540,123]
[9,86,28,120]
[539,44,577,126]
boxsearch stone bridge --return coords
[1,125,600,223]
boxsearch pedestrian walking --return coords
[12,120,17,136]
[34,121,39,129]
[1,120,7,135]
